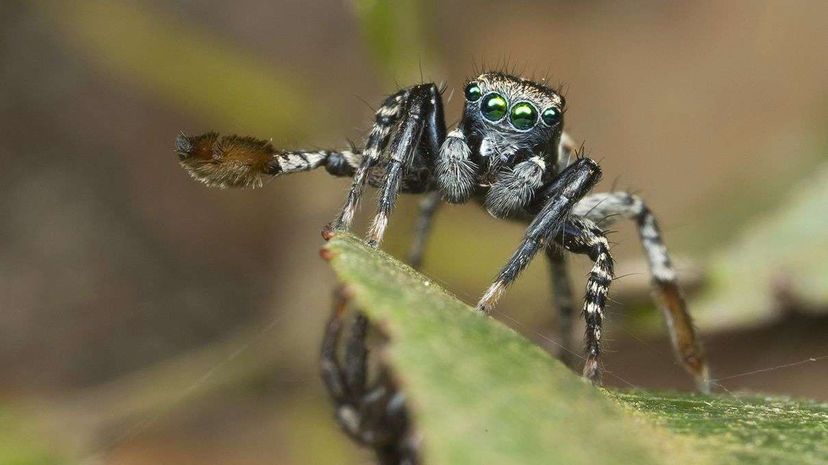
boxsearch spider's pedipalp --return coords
[484,156,546,218]
[477,157,601,313]
[435,128,476,203]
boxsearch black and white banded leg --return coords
[175,132,362,188]
[573,192,710,391]
[321,287,419,465]
[333,89,409,230]
[554,217,615,384]
[367,84,445,247]
[476,157,602,313]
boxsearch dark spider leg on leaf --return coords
[476,157,602,313]
[545,247,578,369]
[320,287,419,465]
[553,217,615,384]
[367,84,446,247]
[573,192,710,392]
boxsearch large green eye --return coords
[509,102,538,130]
[481,93,508,122]
[541,107,562,126]
[464,82,481,101]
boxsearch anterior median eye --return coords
[541,107,562,126]
[481,93,508,122]
[509,102,538,130]
[464,82,481,101]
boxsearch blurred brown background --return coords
[1,1,827,464]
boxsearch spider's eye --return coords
[541,107,562,127]
[509,102,538,130]
[481,93,508,122]
[464,82,481,101]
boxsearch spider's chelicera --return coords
[176,71,709,462]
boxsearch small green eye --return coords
[510,102,538,130]
[464,82,481,101]
[541,107,562,126]
[481,93,508,122]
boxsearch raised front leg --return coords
[476,157,602,313]
[573,192,710,392]
[175,132,361,188]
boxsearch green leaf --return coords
[0,408,65,465]
[325,233,828,465]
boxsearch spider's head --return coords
[461,72,564,166]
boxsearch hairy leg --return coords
[175,132,361,188]
[477,157,602,313]
[555,218,615,384]
[573,192,709,392]
[333,89,410,230]
[367,84,446,247]
[320,287,419,464]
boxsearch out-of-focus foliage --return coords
[692,162,828,330]
[39,0,311,137]
[350,0,439,83]
[0,409,63,465]
[326,233,828,465]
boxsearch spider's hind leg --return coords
[573,192,710,392]
[175,132,362,189]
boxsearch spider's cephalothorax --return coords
[176,71,710,460]
[439,73,568,218]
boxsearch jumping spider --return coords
[176,71,709,461]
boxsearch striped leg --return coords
[545,247,577,369]
[333,89,410,230]
[555,218,615,384]
[175,132,361,188]
[367,84,446,247]
[573,192,709,392]
[476,157,602,313]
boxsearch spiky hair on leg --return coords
[176,132,279,189]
